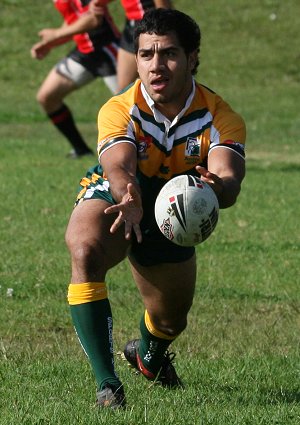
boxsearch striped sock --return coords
[48,104,91,153]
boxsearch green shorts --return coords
[75,165,195,266]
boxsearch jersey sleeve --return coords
[209,95,246,159]
[97,97,137,160]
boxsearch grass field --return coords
[0,0,300,424]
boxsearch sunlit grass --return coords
[0,0,300,423]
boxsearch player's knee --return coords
[66,229,91,258]
[36,87,48,107]
[36,87,46,105]
[67,237,102,268]
[36,87,60,111]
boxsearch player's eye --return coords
[165,50,176,58]
[139,51,153,59]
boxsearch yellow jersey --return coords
[97,78,245,183]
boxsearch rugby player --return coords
[65,8,246,408]
[31,0,120,158]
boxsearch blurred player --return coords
[31,0,120,158]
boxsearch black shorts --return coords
[74,165,195,267]
[129,226,195,267]
[64,45,117,78]
[119,19,139,54]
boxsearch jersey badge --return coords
[185,136,202,163]
[137,136,152,160]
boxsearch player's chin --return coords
[150,92,171,105]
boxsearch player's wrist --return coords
[217,177,240,209]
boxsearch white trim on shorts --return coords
[56,57,95,87]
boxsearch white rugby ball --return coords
[154,175,219,247]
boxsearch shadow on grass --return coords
[263,388,300,404]
[198,285,299,303]
[219,384,300,405]
[247,163,300,173]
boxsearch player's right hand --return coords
[104,183,143,243]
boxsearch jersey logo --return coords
[137,136,152,160]
[185,137,201,157]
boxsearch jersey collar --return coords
[140,79,195,126]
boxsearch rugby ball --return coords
[154,175,219,247]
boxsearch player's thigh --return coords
[66,199,130,271]
[129,254,197,330]
[117,48,138,90]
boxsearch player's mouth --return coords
[150,76,169,91]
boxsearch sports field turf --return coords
[0,1,299,423]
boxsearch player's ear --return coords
[188,50,198,72]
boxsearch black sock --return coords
[48,104,92,153]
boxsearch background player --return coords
[31,0,120,158]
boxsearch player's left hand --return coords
[196,165,224,196]
[104,183,143,242]
[30,42,51,59]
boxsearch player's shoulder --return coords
[195,82,242,116]
[190,82,221,115]
[195,82,220,103]
[102,80,143,112]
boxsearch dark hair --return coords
[134,8,201,75]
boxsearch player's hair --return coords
[134,8,201,75]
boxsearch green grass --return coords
[0,0,300,423]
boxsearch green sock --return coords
[138,313,174,375]
[70,299,121,390]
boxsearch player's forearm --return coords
[100,144,140,203]
[46,34,73,48]
[107,167,140,204]
[216,176,242,209]
[202,145,245,209]
[56,12,103,40]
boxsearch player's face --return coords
[136,32,196,121]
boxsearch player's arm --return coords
[196,148,245,209]
[31,10,104,59]
[53,9,104,39]
[100,143,143,242]
[38,11,103,46]
[153,0,173,8]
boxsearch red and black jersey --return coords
[54,0,120,53]
[120,0,156,20]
